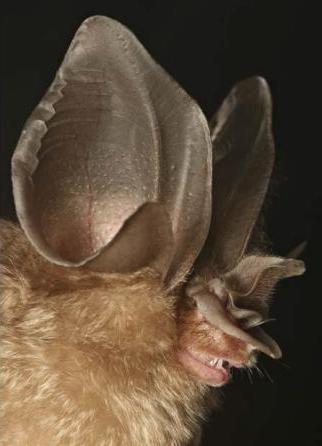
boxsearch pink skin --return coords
[176,307,253,387]
[176,348,231,387]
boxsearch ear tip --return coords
[233,76,272,104]
[251,76,269,88]
[76,16,132,42]
[79,15,120,30]
[69,16,130,56]
[270,350,282,359]
[239,75,269,89]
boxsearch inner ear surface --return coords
[87,202,175,277]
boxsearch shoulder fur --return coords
[0,221,210,446]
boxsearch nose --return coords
[189,289,282,359]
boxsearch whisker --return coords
[246,367,253,385]
[276,359,292,369]
[247,318,276,328]
[253,364,265,379]
[261,365,274,384]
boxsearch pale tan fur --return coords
[0,221,214,446]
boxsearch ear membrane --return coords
[11,16,212,284]
[196,77,275,276]
[87,203,175,279]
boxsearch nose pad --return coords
[186,282,282,359]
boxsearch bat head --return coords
[10,17,305,388]
[177,255,304,386]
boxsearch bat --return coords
[0,16,305,446]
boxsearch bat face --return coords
[176,298,255,387]
[175,253,305,387]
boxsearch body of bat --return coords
[0,221,209,445]
[0,16,304,446]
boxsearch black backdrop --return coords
[1,2,321,445]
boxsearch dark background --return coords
[1,1,321,445]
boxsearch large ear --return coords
[195,77,274,275]
[12,16,212,283]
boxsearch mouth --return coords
[176,347,245,387]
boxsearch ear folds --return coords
[12,16,212,283]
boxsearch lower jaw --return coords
[176,348,231,387]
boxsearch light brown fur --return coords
[0,220,214,446]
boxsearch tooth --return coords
[218,359,223,368]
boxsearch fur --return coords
[0,220,214,446]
